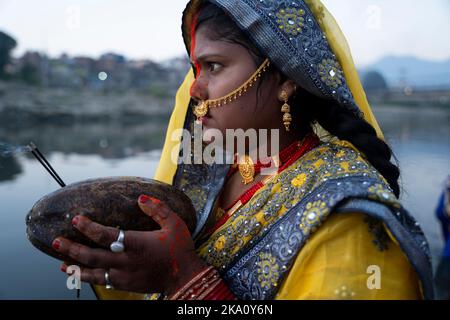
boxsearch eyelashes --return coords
[207,62,222,73]
[190,62,223,78]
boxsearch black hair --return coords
[195,2,400,197]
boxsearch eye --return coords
[207,62,222,73]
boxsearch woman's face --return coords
[189,25,283,137]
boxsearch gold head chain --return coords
[193,59,271,119]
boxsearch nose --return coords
[190,73,209,103]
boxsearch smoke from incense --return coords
[0,142,32,158]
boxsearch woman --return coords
[53,0,434,299]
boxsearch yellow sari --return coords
[192,139,423,300]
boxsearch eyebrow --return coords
[191,53,226,64]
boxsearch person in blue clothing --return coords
[435,176,450,299]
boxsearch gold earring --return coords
[280,90,292,131]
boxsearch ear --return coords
[277,79,297,101]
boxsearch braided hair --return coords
[291,88,401,197]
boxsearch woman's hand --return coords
[52,195,208,295]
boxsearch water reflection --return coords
[374,104,450,145]
[0,156,22,182]
[0,115,170,160]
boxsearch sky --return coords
[0,0,449,67]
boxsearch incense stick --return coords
[28,142,66,187]
[27,142,78,297]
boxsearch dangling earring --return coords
[280,90,292,132]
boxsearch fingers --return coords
[61,264,127,290]
[72,215,141,252]
[79,267,107,286]
[52,237,126,268]
[72,215,121,248]
[138,195,182,231]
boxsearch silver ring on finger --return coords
[110,229,125,253]
[105,270,114,290]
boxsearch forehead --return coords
[190,25,249,61]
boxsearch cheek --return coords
[208,63,254,99]
[212,91,260,131]
[206,66,276,130]
[254,81,281,123]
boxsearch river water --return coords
[0,105,449,299]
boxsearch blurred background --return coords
[0,0,449,299]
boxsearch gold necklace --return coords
[232,137,309,185]
[193,59,271,119]
[237,155,255,185]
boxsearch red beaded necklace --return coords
[207,133,320,235]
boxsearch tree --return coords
[20,62,40,85]
[363,70,388,92]
[0,31,17,79]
